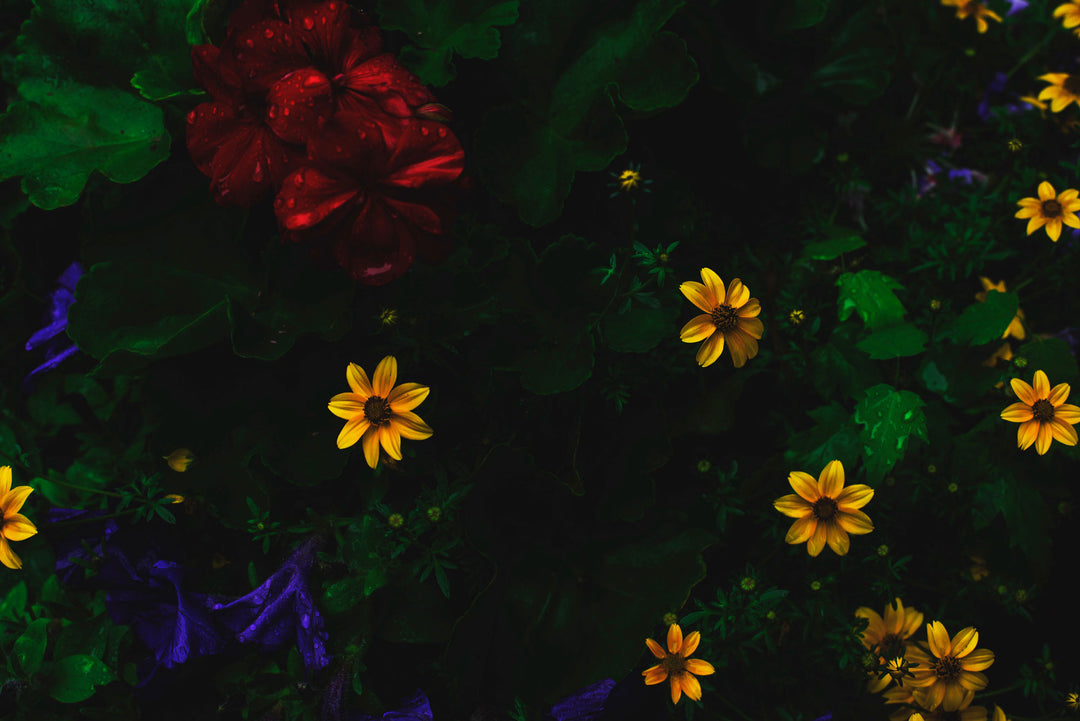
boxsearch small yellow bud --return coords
[163,494,185,505]
[164,448,195,472]
[662,612,678,626]
[877,544,889,557]
[927,464,937,474]
[947,482,958,493]
[426,506,441,523]
[1014,589,1028,603]
[1007,138,1023,152]
[740,577,756,591]
[810,580,822,591]
[379,308,399,327]
[788,309,805,326]
[930,299,942,311]
[765,610,776,620]
[1014,357,1028,368]
[697,460,711,473]
[388,513,404,529]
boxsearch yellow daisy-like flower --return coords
[642,623,715,705]
[941,0,1002,32]
[164,448,195,472]
[855,597,925,693]
[1066,692,1080,710]
[1000,370,1080,455]
[328,356,433,469]
[909,697,988,721]
[1038,73,1080,113]
[679,268,763,368]
[1015,181,1080,242]
[773,460,874,557]
[882,685,917,721]
[906,622,994,711]
[974,278,1025,340]
[1054,1,1080,34]
[0,467,38,571]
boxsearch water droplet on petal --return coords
[264,27,275,39]
[186,110,197,124]
[302,16,315,29]
[437,127,447,137]
[420,126,429,135]
[286,197,297,208]
[253,161,264,182]
[300,614,310,628]
[268,104,279,119]
[294,171,306,186]
[283,107,291,116]
[303,73,325,88]
[245,37,255,48]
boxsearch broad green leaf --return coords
[784,403,862,472]
[0,82,169,210]
[475,0,697,226]
[14,618,49,677]
[1,582,29,622]
[801,230,866,260]
[836,270,907,331]
[1014,337,1080,383]
[601,306,675,353]
[378,0,519,86]
[519,334,594,394]
[49,654,115,703]
[947,291,1019,346]
[972,476,1052,567]
[811,47,891,104]
[856,322,928,359]
[854,384,928,484]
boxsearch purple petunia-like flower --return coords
[1005,0,1028,15]
[547,679,616,721]
[43,507,119,586]
[24,261,83,385]
[977,72,1029,122]
[211,535,332,673]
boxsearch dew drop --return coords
[253,161,264,182]
[283,107,291,116]
[420,126,429,135]
[264,27,275,39]
[357,130,366,139]
[320,16,327,24]
[294,171,306,186]
[302,16,315,29]
[268,104,279,118]
[300,614,310,628]
[302,73,325,88]
[212,602,223,610]
[437,127,447,137]
[286,197,297,208]
[186,110,197,124]
[244,37,255,48]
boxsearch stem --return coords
[43,476,126,499]
[1006,28,1056,80]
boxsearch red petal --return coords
[305,111,391,171]
[284,0,353,71]
[275,167,360,230]
[228,19,308,94]
[187,101,240,175]
[226,0,283,37]
[382,119,465,189]
[265,67,334,144]
[338,53,435,118]
[191,45,241,100]
[335,197,419,285]
[207,123,302,206]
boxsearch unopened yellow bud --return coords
[164,448,195,472]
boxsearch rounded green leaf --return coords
[49,654,115,703]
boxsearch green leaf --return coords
[780,0,830,30]
[784,403,862,472]
[519,334,594,394]
[48,654,115,703]
[948,291,1019,346]
[854,384,928,484]
[972,476,1052,566]
[856,323,928,359]
[1,581,29,622]
[811,47,891,104]
[378,0,519,86]
[1014,337,1080,383]
[475,0,697,225]
[601,305,675,353]
[0,82,169,210]
[14,618,49,677]
[836,270,907,331]
[801,230,866,261]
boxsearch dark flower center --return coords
[1041,199,1063,218]
[934,655,961,681]
[812,497,838,521]
[363,396,392,425]
[711,304,738,332]
[1032,399,1055,421]
[661,654,687,674]
[879,633,904,660]
[1065,74,1080,96]
[960,1,977,13]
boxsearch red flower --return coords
[274,112,465,285]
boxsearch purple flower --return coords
[43,507,119,586]
[1056,327,1080,357]
[212,536,331,673]
[977,72,1033,121]
[547,679,616,721]
[947,168,988,185]
[1005,0,1028,15]
[24,261,83,385]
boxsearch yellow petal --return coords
[0,486,33,517]
[1054,403,1080,423]
[0,537,21,570]
[837,509,874,535]
[336,417,371,449]
[669,676,682,705]
[347,363,373,398]
[1039,181,1057,201]
[1026,215,1048,235]
[943,682,967,712]
[642,666,667,685]
[958,670,989,691]
[667,623,683,654]
[1017,420,1038,450]
[785,515,817,545]
[825,523,850,555]
[788,471,820,501]
[684,658,714,676]
[1059,188,1080,202]
[725,278,750,307]
[725,329,749,368]
[1063,212,1080,229]
[1033,370,1050,399]
[737,316,764,340]
[961,648,995,672]
[1051,94,1072,113]
[679,673,702,702]
[329,394,366,419]
[645,638,666,660]
[679,281,714,313]
[737,298,761,318]
[361,428,381,468]
[372,356,398,398]
[0,467,9,497]
[773,494,813,518]
[928,621,952,658]
[950,627,978,658]
[1046,217,1063,241]
[807,522,828,557]
[699,268,725,306]
[817,459,845,498]
[695,331,725,367]
[1000,402,1033,423]
[1050,418,1079,446]
[387,383,430,412]
[1038,73,1069,84]
[391,411,433,440]
[1035,422,1053,454]
[2,514,37,542]
[379,425,403,461]
[680,631,700,657]
[1010,378,1037,405]
[835,483,873,510]
[1015,198,1041,209]
[680,315,716,343]
[1013,206,1039,219]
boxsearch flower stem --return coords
[43,476,126,499]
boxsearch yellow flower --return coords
[982,342,1013,369]
[328,356,433,469]
[909,698,990,721]
[974,278,1025,340]
[1015,181,1080,241]
[164,448,195,472]
[163,494,185,505]
[1007,138,1023,152]
[855,597,925,693]
[941,0,1002,32]
[679,268,763,368]
[969,555,990,581]
[1000,370,1080,455]
[773,460,874,557]
[906,622,994,711]
[1038,73,1080,113]
[993,705,1008,721]
[642,623,715,705]
[1066,692,1080,710]
[1055,1,1080,33]
[0,467,38,571]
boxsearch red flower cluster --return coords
[187,0,465,284]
